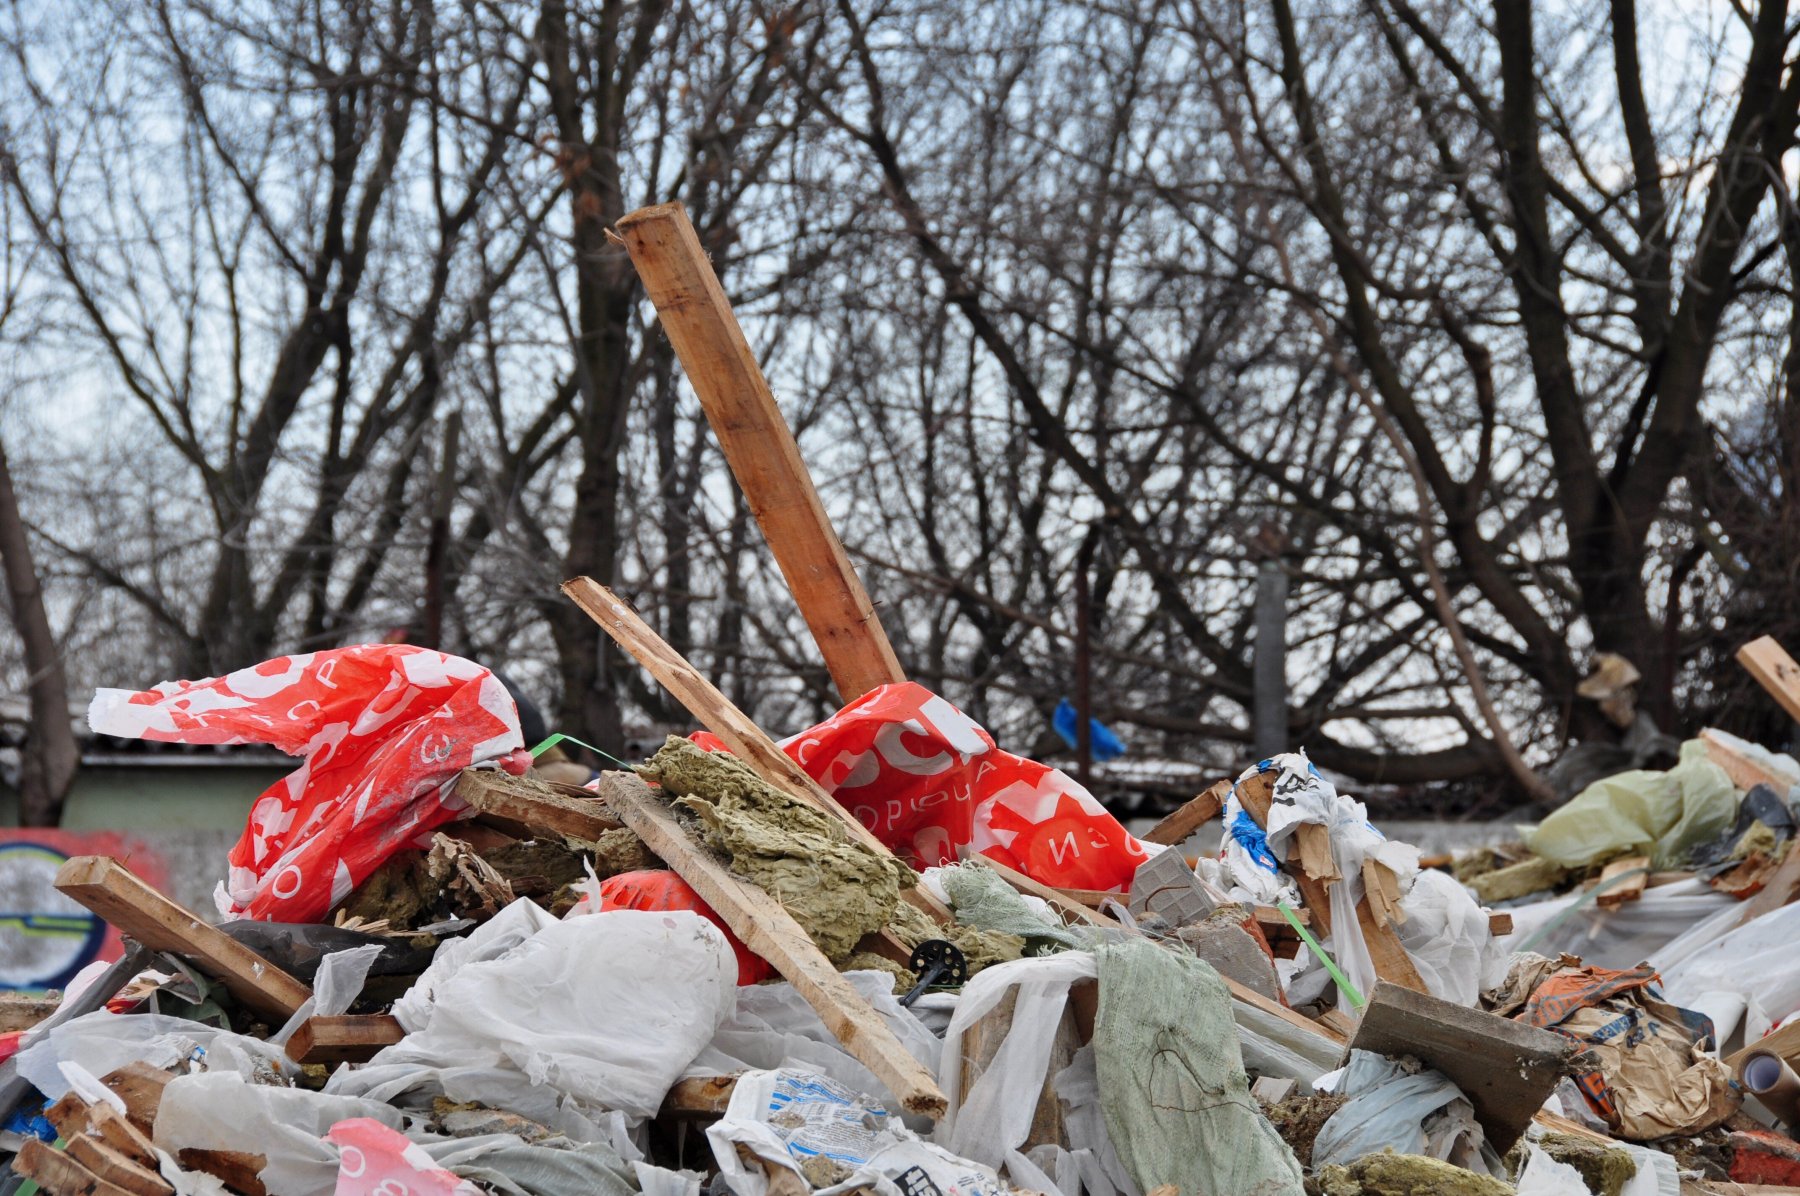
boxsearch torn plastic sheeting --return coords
[391,897,558,1033]
[685,969,941,1114]
[328,1118,481,1195]
[155,1071,405,1196]
[88,644,528,923]
[936,951,1098,1178]
[707,1068,1009,1196]
[328,908,735,1122]
[1498,877,1736,972]
[273,943,384,1046]
[1092,937,1303,1196]
[1310,1049,1496,1176]
[15,1010,292,1102]
[1229,1000,1340,1085]
[1525,737,1737,869]
[1512,1143,1591,1195]
[694,681,1151,892]
[1047,1044,1139,1196]
[1395,868,1505,1007]
[1659,898,1800,1046]
[416,1132,679,1196]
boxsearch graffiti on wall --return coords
[0,831,170,991]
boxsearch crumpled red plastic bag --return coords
[594,870,774,985]
[327,1118,479,1195]
[87,645,527,923]
[697,681,1150,891]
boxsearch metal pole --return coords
[1075,528,1099,788]
[1252,532,1289,760]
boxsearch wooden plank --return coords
[954,848,1111,927]
[564,579,952,926]
[46,1092,93,1140]
[600,772,948,1117]
[54,858,311,1022]
[64,1136,172,1196]
[14,1139,135,1196]
[1739,636,1800,725]
[1360,859,1406,928]
[284,1014,406,1065]
[1701,728,1799,794]
[99,1063,173,1136]
[1727,1016,1800,1072]
[1142,781,1228,846]
[1347,980,1574,1152]
[1594,855,1650,908]
[88,1104,158,1168]
[615,202,905,703]
[453,770,620,841]
[1316,1009,1359,1040]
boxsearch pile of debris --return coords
[8,202,1800,1196]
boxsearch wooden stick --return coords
[1141,781,1228,847]
[88,1104,158,1168]
[601,772,948,1117]
[54,857,311,1021]
[615,202,904,703]
[284,1014,406,1065]
[1594,855,1650,908]
[563,578,951,923]
[1739,636,1800,725]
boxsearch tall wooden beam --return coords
[562,578,951,923]
[615,202,904,702]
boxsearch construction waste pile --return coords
[14,633,1800,1196]
[9,203,1800,1196]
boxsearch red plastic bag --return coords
[327,1118,479,1195]
[87,645,528,923]
[596,870,774,985]
[698,682,1150,891]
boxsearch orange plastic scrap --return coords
[1516,963,1659,1030]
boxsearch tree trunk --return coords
[0,442,78,826]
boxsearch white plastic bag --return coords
[708,1068,1009,1196]
[1659,899,1800,1045]
[328,909,734,1122]
[1397,870,1506,1005]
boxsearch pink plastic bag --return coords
[88,645,528,922]
[698,682,1150,891]
[326,1118,479,1196]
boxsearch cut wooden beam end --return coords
[1142,780,1228,847]
[285,1014,406,1065]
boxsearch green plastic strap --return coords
[1276,899,1365,1011]
[529,732,638,772]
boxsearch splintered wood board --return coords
[284,1014,406,1065]
[563,578,951,924]
[616,202,904,703]
[54,857,311,1021]
[453,769,620,840]
[600,771,947,1116]
[1142,781,1228,846]
[1348,980,1574,1152]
